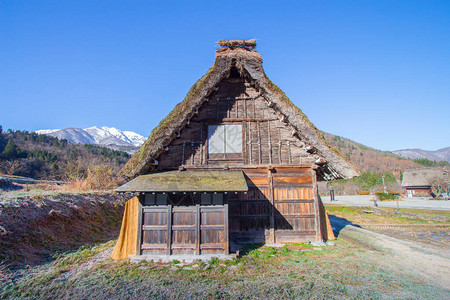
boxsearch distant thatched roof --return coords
[121,42,359,180]
[402,168,447,187]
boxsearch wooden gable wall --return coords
[152,71,323,245]
[157,73,316,169]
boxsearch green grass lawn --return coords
[325,205,450,225]
[380,207,450,218]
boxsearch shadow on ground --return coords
[328,214,361,238]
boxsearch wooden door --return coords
[139,204,228,255]
[171,207,197,254]
[200,206,228,254]
[141,206,169,255]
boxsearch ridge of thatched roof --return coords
[120,46,359,179]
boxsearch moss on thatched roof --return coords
[116,170,248,192]
[120,46,359,180]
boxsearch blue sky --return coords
[1,1,449,151]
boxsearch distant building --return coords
[402,168,448,198]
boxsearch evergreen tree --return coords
[2,140,20,159]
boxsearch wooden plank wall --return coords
[157,76,315,169]
[228,168,271,243]
[272,167,316,242]
[227,167,318,244]
[153,73,323,245]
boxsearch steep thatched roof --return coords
[121,44,359,180]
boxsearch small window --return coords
[208,124,242,159]
[144,193,156,206]
[200,193,223,205]
[212,193,223,205]
[201,193,212,205]
[156,193,168,205]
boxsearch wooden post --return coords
[257,121,262,164]
[311,169,322,242]
[224,203,229,255]
[136,194,143,255]
[182,143,185,165]
[248,121,252,164]
[268,168,276,243]
[195,204,200,255]
[278,128,282,164]
[268,121,272,164]
[288,141,292,164]
[166,204,173,255]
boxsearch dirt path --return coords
[337,222,450,289]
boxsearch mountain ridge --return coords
[36,126,146,154]
[35,126,449,170]
[392,147,450,163]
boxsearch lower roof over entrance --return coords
[116,170,249,193]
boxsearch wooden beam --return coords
[224,203,229,255]
[196,204,200,255]
[311,169,322,242]
[166,204,172,255]
[268,121,272,165]
[267,168,276,243]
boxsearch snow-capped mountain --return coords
[84,126,146,147]
[36,126,146,153]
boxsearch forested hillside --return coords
[0,126,130,181]
[322,132,420,174]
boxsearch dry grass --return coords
[60,165,124,191]
[0,192,126,268]
[0,261,11,281]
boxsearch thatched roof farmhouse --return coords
[112,40,359,260]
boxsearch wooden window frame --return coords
[207,122,244,162]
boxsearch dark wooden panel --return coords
[228,188,271,234]
[141,204,227,255]
[199,206,226,252]
[171,207,196,252]
[143,211,168,226]
[142,229,167,245]
[141,206,169,254]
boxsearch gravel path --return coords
[335,221,450,289]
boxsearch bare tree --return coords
[0,160,22,175]
[429,176,449,198]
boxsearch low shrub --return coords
[359,190,370,195]
[375,192,400,201]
